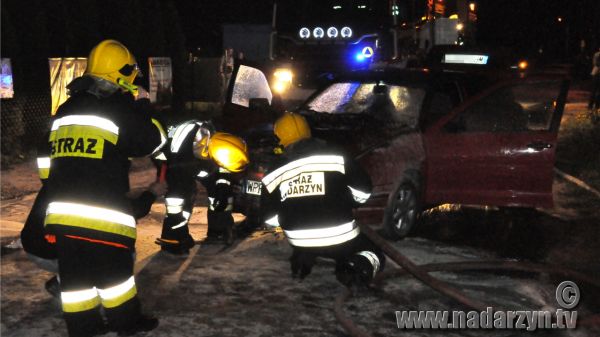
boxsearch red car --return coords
[222,61,569,240]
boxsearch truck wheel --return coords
[383,181,420,241]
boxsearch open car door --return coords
[424,76,569,208]
[220,64,276,134]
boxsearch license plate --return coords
[245,180,262,196]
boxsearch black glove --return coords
[335,254,375,288]
[290,249,316,280]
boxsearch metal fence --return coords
[1,89,52,158]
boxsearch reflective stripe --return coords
[39,168,50,180]
[37,157,51,179]
[45,202,136,239]
[166,197,184,214]
[154,152,167,161]
[357,251,381,277]
[197,170,209,178]
[262,155,345,193]
[208,197,233,211]
[218,167,230,173]
[264,215,280,227]
[216,179,230,185]
[61,287,100,313]
[37,157,51,169]
[348,186,371,203]
[284,221,359,247]
[170,123,196,153]
[150,118,167,155]
[98,276,137,308]
[171,211,191,229]
[51,115,119,135]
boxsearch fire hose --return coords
[333,223,600,337]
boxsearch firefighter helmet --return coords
[273,112,311,147]
[207,132,249,173]
[85,39,139,94]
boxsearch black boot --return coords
[117,315,158,336]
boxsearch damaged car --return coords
[221,58,570,240]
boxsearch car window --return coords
[231,65,273,108]
[306,81,425,129]
[445,80,562,133]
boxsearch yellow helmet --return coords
[273,112,311,147]
[85,39,139,94]
[207,132,249,173]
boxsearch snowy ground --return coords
[1,103,599,337]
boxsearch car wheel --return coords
[383,181,420,240]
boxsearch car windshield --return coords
[304,81,426,129]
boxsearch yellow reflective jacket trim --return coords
[61,289,101,313]
[37,157,51,179]
[49,124,116,159]
[45,214,137,239]
[38,168,49,180]
[50,125,118,145]
[151,118,167,155]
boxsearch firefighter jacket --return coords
[43,76,167,248]
[202,168,235,212]
[161,120,217,237]
[261,138,372,248]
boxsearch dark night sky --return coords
[2,0,599,59]
[173,0,600,58]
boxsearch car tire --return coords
[382,180,420,241]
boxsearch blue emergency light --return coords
[352,46,374,64]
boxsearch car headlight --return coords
[273,68,293,94]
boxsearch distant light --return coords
[327,27,339,38]
[313,27,325,39]
[421,16,427,21]
[456,23,464,31]
[557,17,563,22]
[449,14,458,19]
[518,60,528,70]
[469,2,476,12]
[357,5,367,9]
[333,5,342,10]
[341,27,353,38]
[299,27,310,39]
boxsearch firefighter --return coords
[155,122,249,254]
[22,142,167,298]
[43,40,167,337]
[261,112,385,287]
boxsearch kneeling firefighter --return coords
[43,39,167,337]
[261,112,385,287]
[155,121,249,254]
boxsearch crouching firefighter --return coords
[43,39,167,337]
[261,112,385,287]
[155,121,249,254]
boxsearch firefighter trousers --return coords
[56,235,141,337]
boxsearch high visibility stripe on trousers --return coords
[284,220,360,247]
[45,202,136,239]
[61,276,137,312]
